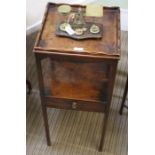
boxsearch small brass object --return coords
[72,102,77,109]
[58,5,71,13]
[90,24,100,34]
[59,22,69,31]
[75,28,84,35]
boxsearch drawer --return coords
[44,97,106,113]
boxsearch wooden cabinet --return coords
[33,3,120,151]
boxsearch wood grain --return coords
[32,2,121,152]
[26,31,128,155]
[34,3,120,58]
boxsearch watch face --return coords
[90,24,100,34]
[58,5,71,13]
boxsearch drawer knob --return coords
[72,102,77,109]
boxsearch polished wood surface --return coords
[33,2,121,152]
[46,60,109,101]
[34,3,120,59]
[27,32,127,155]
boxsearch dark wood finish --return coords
[119,77,128,115]
[35,55,51,145]
[34,3,121,58]
[99,62,117,151]
[47,60,109,102]
[33,2,120,151]
[44,96,107,112]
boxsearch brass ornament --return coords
[90,24,100,34]
[59,23,69,31]
[58,5,71,13]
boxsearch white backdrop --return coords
[50,0,95,4]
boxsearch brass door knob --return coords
[72,102,77,109]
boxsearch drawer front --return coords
[44,97,106,113]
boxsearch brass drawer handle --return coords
[72,102,77,109]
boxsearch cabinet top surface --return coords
[34,3,121,59]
